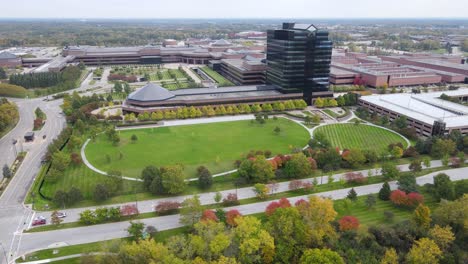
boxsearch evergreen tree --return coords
[2,164,11,178]
[379,182,391,200]
[347,188,358,201]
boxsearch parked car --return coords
[32,216,46,226]
[43,135,46,139]
[56,212,67,218]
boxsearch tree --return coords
[347,188,357,201]
[79,210,97,225]
[226,209,242,227]
[428,225,455,251]
[391,146,403,159]
[284,153,313,179]
[67,187,83,205]
[423,157,431,168]
[432,195,467,234]
[53,190,68,208]
[197,166,213,189]
[274,126,281,134]
[253,183,269,199]
[394,115,407,129]
[299,248,344,264]
[378,182,391,200]
[238,155,274,183]
[141,165,160,192]
[398,174,417,193]
[409,159,422,173]
[314,98,325,108]
[113,81,123,93]
[232,216,275,264]
[51,210,63,226]
[380,248,398,264]
[213,192,222,204]
[339,215,360,232]
[130,134,138,143]
[161,165,186,194]
[179,195,204,227]
[433,173,455,201]
[343,149,366,168]
[406,238,442,264]
[265,197,291,216]
[365,194,376,209]
[381,163,400,180]
[412,204,431,230]
[296,196,337,246]
[2,164,11,178]
[145,225,158,239]
[120,204,139,216]
[200,209,218,222]
[0,67,7,79]
[93,184,109,202]
[127,221,145,241]
[431,138,456,158]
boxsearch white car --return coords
[56,212,67,218]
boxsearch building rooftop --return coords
[0,52,17,59]
[360,89,468,128]
[127,83,176,102]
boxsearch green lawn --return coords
[314,123,407,151]
[85,118,309,178]
[200,66,234,87]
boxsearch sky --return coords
[1,0,468,19]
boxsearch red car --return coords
[32,216,46,226]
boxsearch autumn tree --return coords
[189,220,230,261]
[380,248,399,264]
[253,183,269,199]
[232,216,275,264]
[343,148,366,168]
[412,204,431,230]
[225,209,242,227]
[51,210,63,226]
[339,215,360,231]
[406,238,442,264]
[299,248,344,264]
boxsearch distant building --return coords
[266,23,333,104]
[0,52,22,68]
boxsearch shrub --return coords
[390,190,424,208]
[201,210,218,222]
[154,201,181,215]
[288,180,304,191]
[120,204,139,216]
[222,193,240,206]
[407,192,424,207]
[344,172,367,184]
[197,166,213,189]
[339,216,360,231]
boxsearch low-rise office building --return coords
[358,89,468,136]
[219,57,266,85]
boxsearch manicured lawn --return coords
[200,66,234,86]
[314,123,408,151]
[334,190,437,227]
[85,118,309,178]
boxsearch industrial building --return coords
[358,89,468,136]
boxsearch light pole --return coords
[0,242,8,264]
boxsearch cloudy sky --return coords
[2,0,467,19]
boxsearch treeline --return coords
[0,98,18,134]
[314,93,358,108]
[9,66,82,90]
[123,100,308,122]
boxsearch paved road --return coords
[0,98,66,264]
[30,159,447,228]
[16,167,468,260]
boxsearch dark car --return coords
[32,216,46,226]
[43,135,46,139]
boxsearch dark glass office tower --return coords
[267,23,333,104]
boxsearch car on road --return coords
[12,139,17,144]
[32,216,46,226]
[56,212,67,218]
[43,135,46,139]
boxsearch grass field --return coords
[200,66,234,87]
[85,118,309,178]
[314,123,408,151]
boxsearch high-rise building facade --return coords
[267,23,333,104]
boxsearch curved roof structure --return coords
[127,83,175,102]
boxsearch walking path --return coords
[32,159,445,227]
[18,167,468,260]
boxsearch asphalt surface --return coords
[15,167,468,259]
[0,97,66,264]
